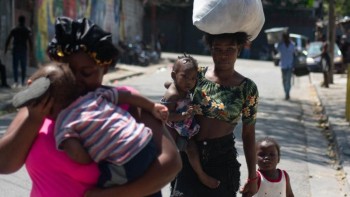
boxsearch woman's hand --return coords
[152,103,169,122]
[241,124,257,197]
[27,95,54,121]
[180,106,193,119]
[239,178,258,197]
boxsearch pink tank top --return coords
[26,118,100,197]
[25,86,135,196]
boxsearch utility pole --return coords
[328,0,336,83]
[340,18,350,121]
[151,0,157,50]
[347,65,350,121]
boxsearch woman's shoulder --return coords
[243,77,257,87]
[241,77,258,96]
[198,66,208,74]
[197,66,210,81]
[235,72,257,88]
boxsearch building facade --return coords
[1,0,145,66]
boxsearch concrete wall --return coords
[0,0,14,68]
[33,0,123,63]
[120,0,144,43]
[143,4,318,60]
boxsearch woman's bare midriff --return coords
[195,115,235,140]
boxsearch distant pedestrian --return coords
[0,59,10,88]
[313,34,330,88]
[340,35,350,73]
[4,15,33,88]
[276,32,296,100]
[253,137,294,197]
[240,41,252,59]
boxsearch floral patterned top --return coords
[161,94,200,138]
[192,67,258,125]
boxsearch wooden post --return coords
[346,64,350,121]
[151,1,157,50]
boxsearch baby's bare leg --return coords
[186,139,220,189]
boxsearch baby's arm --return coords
[61,138,93,164]
[118,90,168,121]
[167,105,193,122]
[162,86,192,122]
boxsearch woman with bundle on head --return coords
[171,32,259,197]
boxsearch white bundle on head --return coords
[192,0,265,41]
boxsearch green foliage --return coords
[263,0,311,8]
[336,0,350,16]
[324,0,350,18]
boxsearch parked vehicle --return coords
[306,41,344,73]
[118,38,160,67]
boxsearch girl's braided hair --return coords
[173,53,198,72]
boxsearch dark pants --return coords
[281,68,293,98]
[321,55,330,88]
[98,139,161,197]
[171,134,241,197]
[12,49,27,84]
[0,63,8,86]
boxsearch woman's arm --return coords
[118,90,155,112]
[0,98,53,173]
[118,90,168,121]
[85,110,182,197]
[240,124,258,197]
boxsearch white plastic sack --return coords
[193,0,265,41]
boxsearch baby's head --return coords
[13,62,79,117]
[171,54,198,92]
[256,137,280,170]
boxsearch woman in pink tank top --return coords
[0,17,181,197]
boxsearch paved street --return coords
[117,54,350,197]
[0,53,349,196]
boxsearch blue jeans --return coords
[12,49,27,84]
[98,139,161,196]
[281,68,293,97]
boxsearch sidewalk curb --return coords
[310,73,350,194]
[303,83,345,196]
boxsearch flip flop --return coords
[12,77,51,108]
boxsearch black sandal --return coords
[12,77,51,108]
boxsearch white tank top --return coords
[253,169,287,197]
